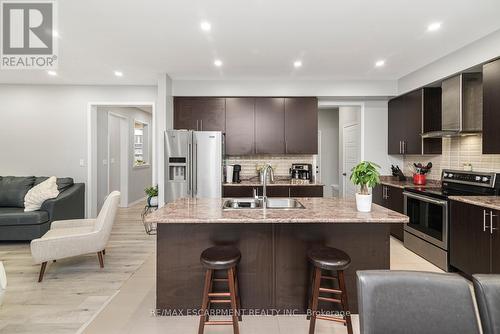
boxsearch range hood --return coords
[421,73,483,138]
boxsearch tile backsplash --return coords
[404,135,500,180]
[225,155,314,178]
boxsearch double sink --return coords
[223,197,305,210]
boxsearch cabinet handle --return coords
[491,210,498,234]
[484,210,490,232]
[200,120,203,131]
[402,141,406,154]
[196,120,199,131]
[399,141,402,154]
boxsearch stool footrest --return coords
[318,296,342,304]
[205,320,233,325]
[212,278,228,282]
[319,287,342,294]
[210,299,231,304]
[321,275,338,280]
[208,292,231,297]
[315,315,347,324]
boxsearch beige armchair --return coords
[30,191,120,282]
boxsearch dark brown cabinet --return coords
[225,98,255,155]
[173,97,226,132]
[450,200,499,275]
[284,97,318,154]
[223,185,323,198]
[483,59,500,154]
[373,184,405,240]
[255,98,285,154]
[388,88,442,155]
[289,186,323,197]
[174,97,318,156]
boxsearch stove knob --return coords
[475,176,481,181]
[448,173,454,178]
[483,177,489,182]
[444,173,448,177]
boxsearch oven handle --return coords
[403,191,448,206]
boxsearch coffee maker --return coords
[290,164,312,183]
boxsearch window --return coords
[134,120,149,166]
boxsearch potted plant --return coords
[144,185,158,207]
[350,161,381,212]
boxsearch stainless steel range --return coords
[403,169,500,271]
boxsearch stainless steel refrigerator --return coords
[164,130,223,203]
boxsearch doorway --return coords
[88,102,156,217]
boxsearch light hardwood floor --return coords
[0,202,155,333]
[82,237,443,334]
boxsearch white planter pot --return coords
[355,193,373,212]
[148,196,158,207]
[0,261,6,306]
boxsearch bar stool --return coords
[198,245,242,334]
[307,246,353,334]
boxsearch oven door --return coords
[403,192,448,250]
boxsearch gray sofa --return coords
[0,176,85,241]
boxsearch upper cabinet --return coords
[174,97,226,132]
[255,98,286,154]
[285,97,318,154]
[174,97,318,156]
[225,98,256,155]
[388,87,442,155]
[483,58,500,154]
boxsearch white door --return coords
[342,123,360,198]
[107,113,128,207]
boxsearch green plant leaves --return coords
[350,161,381,194]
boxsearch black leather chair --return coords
[357,270,480,334]
[473,274,500,334]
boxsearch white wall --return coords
[156,74,173,207]
[173,79,397,97]
[363,101,403,174]
[0,84,157,215]
[96,106,153,210]
[399,29,500,94]
[318,108,339,197]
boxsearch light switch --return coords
[79,159,85,167]
[103,159,108,165]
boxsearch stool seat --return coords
[201,246,241,270]
[307,247,351,271]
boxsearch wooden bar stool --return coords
[307,246,353,334]
[198,245,242,334]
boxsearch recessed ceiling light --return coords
[114,71,123,77]
[427,22,441,32]
[47,70,57,76]
[214,59,223,67]
[200,21,211,32]
[293,60,302,68]
[375,60,385,67]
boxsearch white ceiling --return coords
[1,0,500,86]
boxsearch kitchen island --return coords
[146,197,408,314]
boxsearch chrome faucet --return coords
[261,163,274,207]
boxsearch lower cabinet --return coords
[223,185,323,198]
[450,200,500,275]
[373,184,405,241]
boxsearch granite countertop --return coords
[145,197,409,224]
[449,196,500,211]
[224,180,324,187]
[379,176,441,189]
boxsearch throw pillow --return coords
[24,176,60,212]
